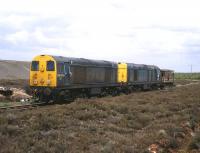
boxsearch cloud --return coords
[0,0,200,72]
[0,13,71,54]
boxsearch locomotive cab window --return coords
[64,63,70,74]
[47,61,55,71]
[31,61,39,71]
[57,63,65,74]
[57,63,70,75]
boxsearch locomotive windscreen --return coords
[31,61,39,71]
[47,61,55,71]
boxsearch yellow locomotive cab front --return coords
[117,63,127,83]
[30,55,57,87]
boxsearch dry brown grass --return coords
[1,81,200,153]
[0,79,28,89]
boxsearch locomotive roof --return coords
[52,56,117,67]
[161,69,174,72]
[127,63,160,70]
[147,65,160,69]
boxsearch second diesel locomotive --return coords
[30,55,174,102]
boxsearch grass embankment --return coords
[175,73,200,80]
[0,81,200,152]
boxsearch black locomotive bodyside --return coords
[127,63,161,88]
[53,56,118,89]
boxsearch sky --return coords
[0,0,200,72]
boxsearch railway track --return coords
[176,81,200,87]
[0,102,47,111]
[1,81,199,112]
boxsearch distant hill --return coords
[0,60,30,79]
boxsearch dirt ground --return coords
[0,79,31,102]
[0,81,200,153]
[0,79,29,89]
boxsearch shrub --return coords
[136,113,153,127]
[33,115,58,131]
[115,106,129,114]
[167,137,179,149]
[0,125,21,136]
[188,132,200,150]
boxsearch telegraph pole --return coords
[190,64,193,79]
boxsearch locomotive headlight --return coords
[40,79,45,84]
[33,80,38,85]
[47,80,51,85]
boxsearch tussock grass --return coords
[175,73,200,80]
[1,80,200,152]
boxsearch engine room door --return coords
[63,63,71,86]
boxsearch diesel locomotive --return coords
[30,55,174,102]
